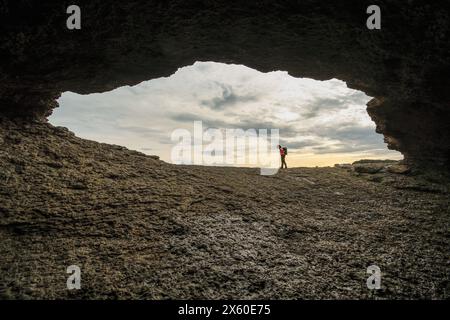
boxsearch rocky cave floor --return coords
[0,118,449,299]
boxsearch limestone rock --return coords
[353,163,385,174]
[334,163,352,170]
[0,1,449,168]
[1,119,448,299]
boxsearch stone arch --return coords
[1,1,449,167]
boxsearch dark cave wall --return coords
[0,0,449,167]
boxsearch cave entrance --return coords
[49,62,402,167]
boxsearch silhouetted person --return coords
[278,145,287,169]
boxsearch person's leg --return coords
[283,157,287,168]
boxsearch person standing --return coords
[278,145,287,169]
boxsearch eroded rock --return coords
[0,1,449,168]
[0,119,449,299]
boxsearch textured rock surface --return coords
[0,1,449,167]
[1,119,449,299]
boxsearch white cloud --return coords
[49,61,402,166]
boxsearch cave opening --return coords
[49,61,402,167]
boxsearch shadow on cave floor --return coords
[0,118,449,299]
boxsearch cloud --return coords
[301,97,346,119]
[330,126,382,144]
[312,144,387,154]
[315,126,383,146]
[115,125,162,136]
[169,112,230,129]
[234,119,301,139]
[169,112,202,123]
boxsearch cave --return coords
[1,0,449,168]
[1,1,449,300]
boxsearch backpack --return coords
[283,147,288,155]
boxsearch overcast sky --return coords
[49,61,402,167]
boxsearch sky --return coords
[49,61,402,167]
